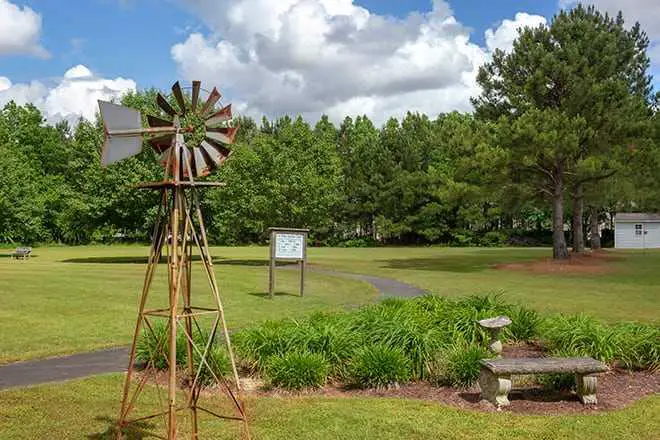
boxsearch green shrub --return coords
[232,320,304,370]
[188,329,233,386]
[479,231,507,247]
[347,345,412,389]
[541,314,619,363]
[349,301,442,379]
[191,345,231,385]
[428,340,489,388]
[614,322,660,371]
[504,305,541,342]
[536,373,576,391]
[136,321,187,369]
[302,315,358,372]
[265,352,331,390]
[433,294,509,344]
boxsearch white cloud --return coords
[485,12,547,53]
[172,0,493,125]
[0,76,11,92]
[0,0,49,58]
[0,65,136,124]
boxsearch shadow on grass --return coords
[382,253,544,273]
[215,259,269,266]
[87,416,157,440]
[382,257,495,273]
[61,257,303,269]
[458,388,580,406]
[248,291,302,298]
[0,253,37,259]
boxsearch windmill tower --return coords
[98,81,248,439]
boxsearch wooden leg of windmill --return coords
[168,186,182,440]
[117,189,168,439]
[181,194,198,440]
[191,191,250,440]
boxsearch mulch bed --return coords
[138,342,660,415]
[248,343,660,415]
[494,251,623,275]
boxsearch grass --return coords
[0,374,659,439]
[3,245,659,363]
[207,246,660,322]
[0,246,377,363]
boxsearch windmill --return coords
[98,80,248,440]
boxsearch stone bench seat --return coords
[479,356,609,407]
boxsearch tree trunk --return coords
[571,184,585,253]
[589,208,601,250]
[552,170,569,260]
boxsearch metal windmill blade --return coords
[100,80,238,179]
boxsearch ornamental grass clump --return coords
[541,314,620,363]
[612,322,660,371]
[190,329,233,386]
[347,345,412,389]
[135,321,187,369]
[265,352,331,390]
[300,313,359,374]
[428,339,489,388]
[232,319,305,370]
[503,305,541,341]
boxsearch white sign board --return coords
[274,233,305,260]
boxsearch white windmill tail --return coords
[98,101,144,166]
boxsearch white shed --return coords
[614,213,660,249]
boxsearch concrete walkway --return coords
[0,269,426,390]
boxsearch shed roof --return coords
[615,213,660,222]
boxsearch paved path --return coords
[0,269,426,390]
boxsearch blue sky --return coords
[3,0,559,89]
[0,0,658,124]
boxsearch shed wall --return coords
[615,221,660,249]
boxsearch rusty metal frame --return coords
[114,130,248,439]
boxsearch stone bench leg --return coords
[479,368,511,407]
[576,373,598,405]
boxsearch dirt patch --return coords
[249,369,659,416]
[494,251,622,275]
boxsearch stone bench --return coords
[12,247,32,260]
[479,357,609,407]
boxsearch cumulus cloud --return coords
[0,65,136,124]
[172,0,506,125]
[485,12,547,53]
[0,0,49,58]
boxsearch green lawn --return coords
[0,246,377,364]
[212,245,660,322]
[2,246,658,364]
[0,375,658,439]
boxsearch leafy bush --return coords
[301,313,359,373]
[536,372,576,391]
[613,322,660,371]
[478,231,507,247]
[190,329,232,386]
[504,305,541,342]
[347,345,412,389]
[232,320,304,370]
[428,340,489,388]
[339,237,378,248]
[265,352,331,390]
[541,314,619,363]
[136,321,187,369]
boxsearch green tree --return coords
[474,5,653,258]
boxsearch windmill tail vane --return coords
[97,81,249,440]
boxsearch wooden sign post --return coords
[268,227,309,298]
